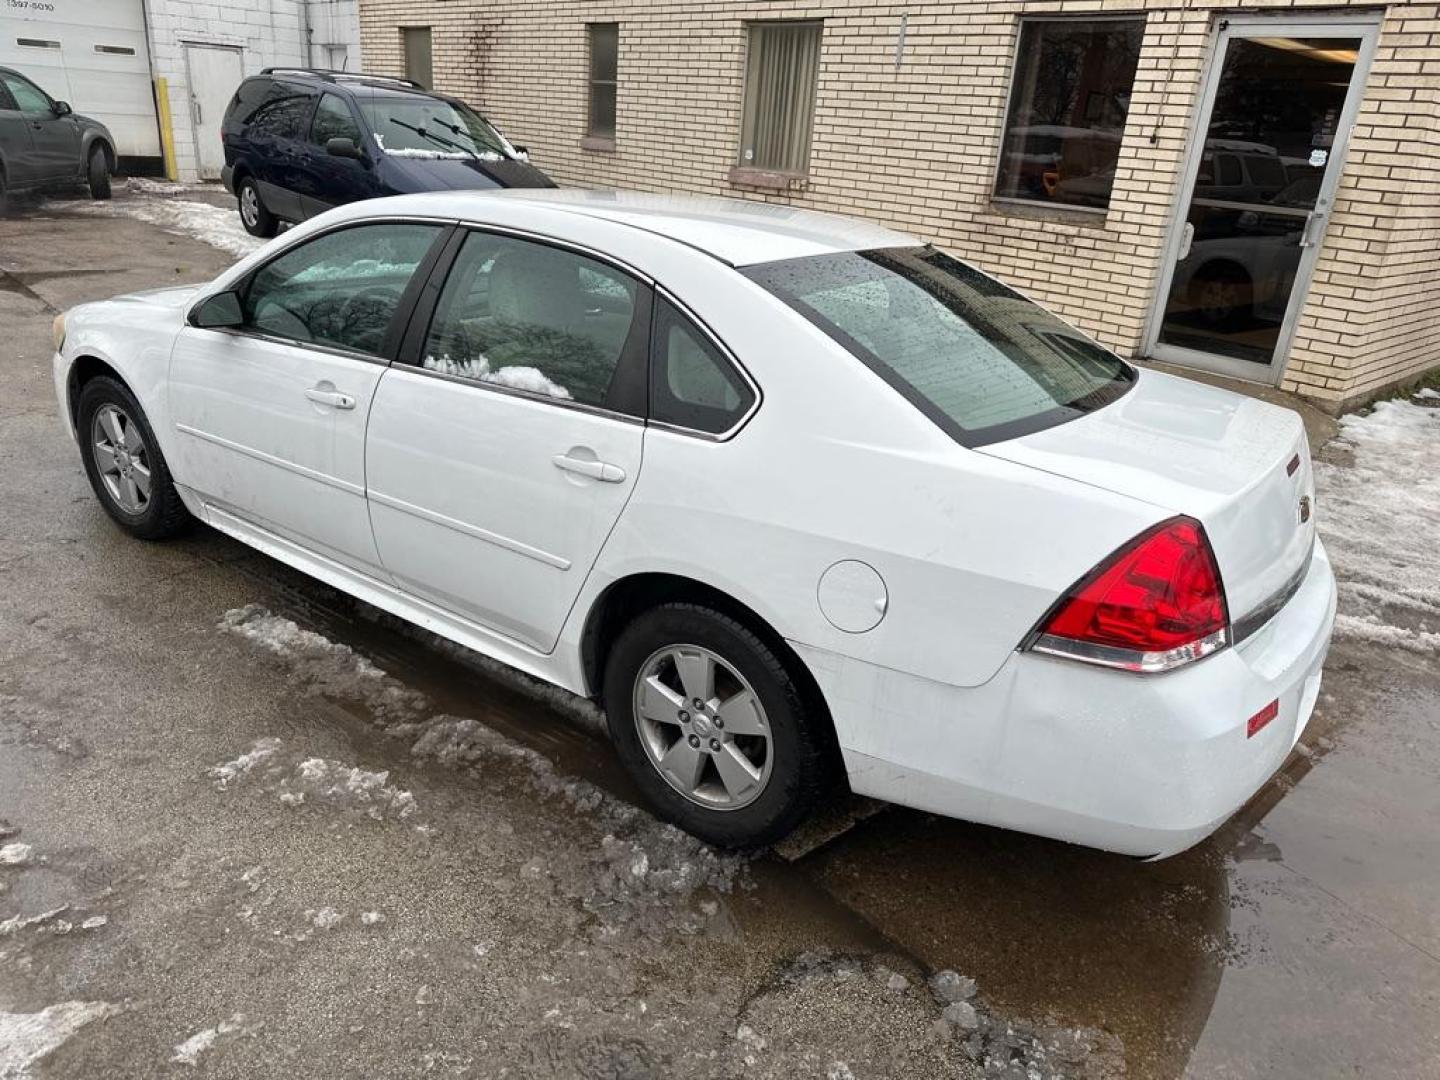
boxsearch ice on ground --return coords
[0,1001,119,1078]
[65,194,262,259]
[0,843,32,866]
[220,606,429,725]
[306,906,344,929]
[209,739,420,822]
[0,905,69,937]
[360,910,386,926]
[207,737,282,789]
[171,1013,246,1067]
[1316,400,1440,654]
[80,915,108,930]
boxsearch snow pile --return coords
[1316,400,1440,655]
[0,1001,120,1078]
[67,194,263,259]
[0,905,70,938]
[0,843,32,866]
[219,606,429,724]
[171,1014,247,1067]
[208,739,419,822]
[422,352,573,400]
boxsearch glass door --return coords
[1148,18,1378,382]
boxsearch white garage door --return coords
[0,0,159,159]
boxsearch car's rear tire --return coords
[76,376,192,540]
[602,602,834,849]
[86,146,111,200]
[236,175,277,238]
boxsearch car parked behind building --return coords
[220,68,554,237]
[0,66,115,210]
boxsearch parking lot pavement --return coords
[2,196,1438,1080]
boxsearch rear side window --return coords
[311,93,361,147]
[744,247,1133,446]
[245,82,315,139]
[419,230,644,412]
[227,79,271,125]
[650,299,754,435]
[242,223,441,356]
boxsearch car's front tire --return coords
[602,602,835,849]
[76,376,191,540]
[236,175,277,238]
[86,146,111,200]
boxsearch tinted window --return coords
[2,73,51,114]
[243,223,441,355]
[994,19,1144,209]
[650,299,754,434]
[227,78,271,124]
[311,93,361,146]
[246,83,315,139]
[421,231,641,410]
[745,247,1133,445]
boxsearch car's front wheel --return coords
[602,602,835,849]
[76,377,191,540]
[236,176,277,238]
[86,146,111,200]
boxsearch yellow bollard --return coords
[154,77,179,182]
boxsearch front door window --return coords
[1153,24,1373,378]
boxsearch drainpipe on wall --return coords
[300,0,315,67]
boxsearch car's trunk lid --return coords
[977,369,1316,623]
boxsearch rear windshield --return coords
[352,90,515,161]
[743,247,1133,446]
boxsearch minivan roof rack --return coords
[259,67,425,90]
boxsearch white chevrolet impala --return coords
[53,191,1336,857]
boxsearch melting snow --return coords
[0,843,32,866]
[1316,400,1440,654]
[0,1001,119,1078]
[171,1014,246,1066]
[65,193,263,259]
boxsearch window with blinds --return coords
[739,21,822,174]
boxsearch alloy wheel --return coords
[240,185,259,228]
[632,644,773,810]
[91,404,151,513]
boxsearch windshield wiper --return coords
[387,118,476,158]
[431,117,505,158]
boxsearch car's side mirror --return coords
[326,137,363,160]
[190,290,244,329]
[53,100,72,117]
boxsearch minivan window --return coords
[355,91,513,160]
[744,247,1133,446]
[247,83,315,140]
[311,92,361,147]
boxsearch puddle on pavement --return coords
[203,540,1440,1079]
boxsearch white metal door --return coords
[184,44,242,180]
[1144,15,1379,384]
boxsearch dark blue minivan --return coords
[220,68,554,237]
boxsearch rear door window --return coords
[744,246,1133,446]
[247,82,315,139]
[418,230,645,413]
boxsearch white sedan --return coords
[52,191,1336,857]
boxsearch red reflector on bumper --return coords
[1247,699,1280,738]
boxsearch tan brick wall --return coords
[358,0,1440,409]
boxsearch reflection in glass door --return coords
[1150,20,1377,380]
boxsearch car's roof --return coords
[373,189,921,267]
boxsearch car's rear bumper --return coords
[792,539,1337,858]
[221,164,234,194]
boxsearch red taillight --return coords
[1032,516,1229,673]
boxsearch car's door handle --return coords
[552,453,626,483]
[305,387,356,410]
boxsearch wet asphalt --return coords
[1,190,1437,1079]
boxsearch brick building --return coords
[355,0,1439,410]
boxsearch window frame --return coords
[585,22,619,144]
[185,217,455,365]
[990,13,1146,217]
[737,19,824,176]
[647,287,762,442]
[394,223,656,424]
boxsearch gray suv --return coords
[0,67,116,210]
